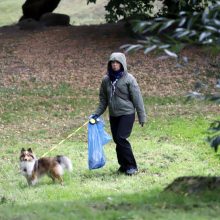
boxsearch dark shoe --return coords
[125,168,138,176]
[117,166,126,173]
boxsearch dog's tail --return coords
[56,155,73,172]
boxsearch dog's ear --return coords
[27,148,32,153]
[21,148,25,153]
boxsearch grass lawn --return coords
[0,0,23,26]
[0,84,220,219]
[0,0,107,27]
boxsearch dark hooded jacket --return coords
[95,52,146,123]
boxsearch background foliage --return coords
[88,0,218,22]
[122,1,220,56]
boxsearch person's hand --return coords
[140,122,144,127]
[89,114,99,125]
[89,114,99,120]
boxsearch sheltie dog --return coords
[19,148,72,186]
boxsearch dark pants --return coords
[109,113,137,171]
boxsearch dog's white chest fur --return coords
[20,160,35,176]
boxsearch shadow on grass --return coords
[1,182,220,220]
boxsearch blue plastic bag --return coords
[88,117,111,169]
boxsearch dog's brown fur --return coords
[19,148,72,186]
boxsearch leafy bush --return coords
[122,1,220,57]
[87,0,217,23]
[87,0,155,22]
[161,0,217,18]
[207,121,220,152]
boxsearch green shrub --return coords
[122,1,220,57]
[87,0,217,23]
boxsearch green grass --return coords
[0,0,23,26]
[55,0,108,25]
[0,0,107,27]
[0,84,220,219]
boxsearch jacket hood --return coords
[108,52,127,73]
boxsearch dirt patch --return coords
[165,176,220,194]
[0,23,219,96]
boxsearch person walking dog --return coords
[91,52,146,175]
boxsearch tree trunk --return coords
[20,0,61,21]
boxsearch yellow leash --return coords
[41,121,89,157]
